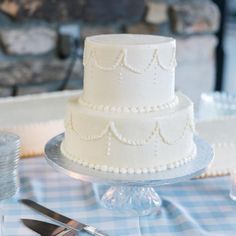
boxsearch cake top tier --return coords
[82,34,177,112]
[85,34,174,47]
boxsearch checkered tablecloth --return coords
[3,157,236,236]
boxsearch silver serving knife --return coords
[20,199,108,236]
[21,219,77,236]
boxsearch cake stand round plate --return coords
[45,133,214,216]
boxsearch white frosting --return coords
[64,105,193,146]
[61,34,196,174]
[62,93,196,172]
[82,34,176,108]
[61,142,196,174]
[78,95,179,113]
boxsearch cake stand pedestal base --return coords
[100,186,161,216]
[45,134,214,216]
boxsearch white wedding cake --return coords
[61,34,196,174]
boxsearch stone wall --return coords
[0,0,220,105]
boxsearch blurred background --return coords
[0,0,234,106]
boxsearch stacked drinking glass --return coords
[0,132,20,236]
[0,132,20,201]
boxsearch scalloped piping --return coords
[159,118,194,145]
[83,48,177,73]
[78,96,179,113]
[61,142,196,175]
[65,115,195,146]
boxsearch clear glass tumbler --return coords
[0,132,20,236]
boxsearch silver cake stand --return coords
[45,134,214,216]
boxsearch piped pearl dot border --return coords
[61,142,196,175]
[79,96,179,113]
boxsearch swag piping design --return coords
[83,48,177,73]
[65,113,195,147]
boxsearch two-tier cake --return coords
[61,34,196,174]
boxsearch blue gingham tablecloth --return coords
[3,157,236,236]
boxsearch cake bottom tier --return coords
[61,93,196,174]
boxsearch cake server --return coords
[21,219,77,236]
[20,199,108,236]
